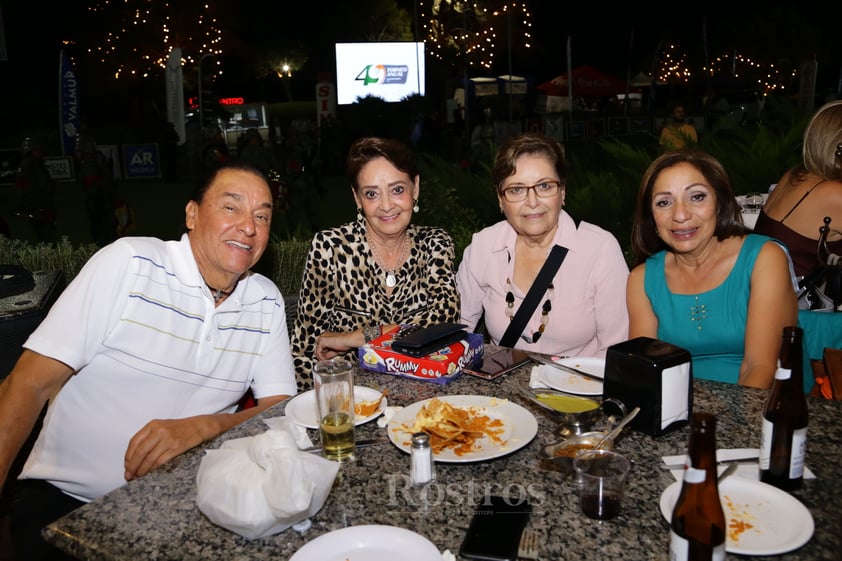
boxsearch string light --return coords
[655,43,793,94]
[418,1,532,70]
[83,0,224,80]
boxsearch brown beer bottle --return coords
[759,325,808,491]
[669,412,726,561]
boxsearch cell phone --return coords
[464,348,531,380]
[459,495,532,561]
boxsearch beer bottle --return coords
[759,325,808,491]
[669,412,726,561]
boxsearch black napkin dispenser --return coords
[602,337,692,436]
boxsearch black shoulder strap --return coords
[499,244,568,348]
[781,179,825,223]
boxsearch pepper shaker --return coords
[410,432,435,485]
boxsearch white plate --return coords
[540,357,604,395]
[285,386,387,429]
[289,525,441,561]
[387,395,538,463]
[659,477,814,555]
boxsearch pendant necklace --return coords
[205,281,236,303]
[368,232,410,288]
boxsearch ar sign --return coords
[122,143,161,179]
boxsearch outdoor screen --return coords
[335,42,425,105]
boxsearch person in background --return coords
[201,124,230,173]
[15,137,56,244]
[659,103,698,151]
[627,149,798,389]
[158,121,180,181]
[75,133,117,246]
[0,162,296,560]
[290,136,460,389]
[469,108,495,172]
[238,128,280,177]
[753,99,842,278]
[457,133,629,357]
[238,128,287,213]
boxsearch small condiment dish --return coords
[520,385,626,436]
[539,431,614,474]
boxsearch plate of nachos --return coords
[387,395,538,463]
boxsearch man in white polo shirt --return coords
[0,161,297,560]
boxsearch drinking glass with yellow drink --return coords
[314,358,356,461]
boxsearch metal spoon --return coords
[594,406,640,449]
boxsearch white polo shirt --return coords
[20,234,297,501]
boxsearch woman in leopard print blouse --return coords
[291,137,460,389]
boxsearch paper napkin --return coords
[662,448,816,482]
[196,417,340,539]
[528,365,551,389]
[263,415,314,449]
[377,405,404,428]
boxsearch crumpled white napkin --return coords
[263,415,313,447]
[441,549,457,560]
[377,405,404,428]
[196,416,340,539]
[662,448,816,482]
[528,365,552,389]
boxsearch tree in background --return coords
[80,1,229,80]
[418,0,533,73]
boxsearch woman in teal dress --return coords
[626,150,798,389]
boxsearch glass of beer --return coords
[313,358,356,461]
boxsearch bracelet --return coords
[363,323,381,343]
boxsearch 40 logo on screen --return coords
[355,64,409,86]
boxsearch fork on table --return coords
[518,528,539,560]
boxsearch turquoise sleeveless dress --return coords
[644,234,771,384]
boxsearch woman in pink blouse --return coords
[456,133,629,357]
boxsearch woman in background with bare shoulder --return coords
[753,100,842,279]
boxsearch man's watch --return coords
[363,322,381,343]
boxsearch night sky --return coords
[1,1,841,138]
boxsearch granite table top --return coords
[44,349,842,561]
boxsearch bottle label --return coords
[759,419,807,475]
[682,466,706,484]
[774,367,792,380]
[759,417,772,470]
[789,427,807,478]
[669,531,726,561]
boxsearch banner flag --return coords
[59,50,81,156]
[165,48,186,146]
[0,2,7,62]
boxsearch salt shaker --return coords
[410,432,435,485]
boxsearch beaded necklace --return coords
[505,278,554,343]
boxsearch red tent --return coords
[536,65,633,97]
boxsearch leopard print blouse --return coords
[291,219,460,389]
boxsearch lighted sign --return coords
[335,42,425,105]
[186,96,244,109]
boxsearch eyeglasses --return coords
[500,180,562,203]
